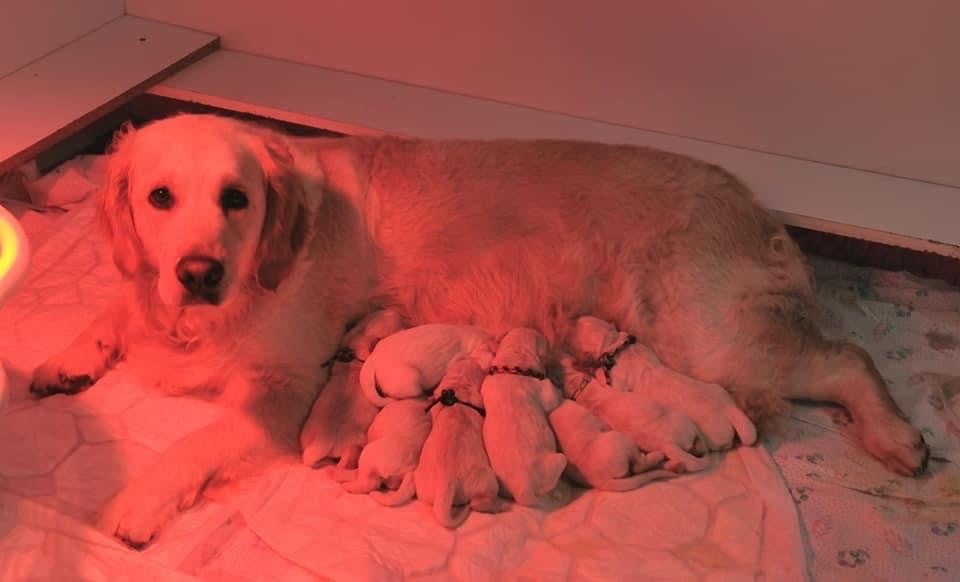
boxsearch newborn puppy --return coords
[415,357,505,528]
[360,324,496,407]
[559,356,710,473]
[300,309,407,468]
[549,398,678,491]
[481,328,566,505]
[569,316,757,450]
[331,398,432,506]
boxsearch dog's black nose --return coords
[176,256,224,296]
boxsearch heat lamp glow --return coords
[0,204,29,412]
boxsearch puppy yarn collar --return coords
[597,335,637,383]
[487,365,546,380]
[322,347,363,368]
[568,375,591,401]
[425,388,486,417]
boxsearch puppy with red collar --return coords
[359,324,497,407]
[481,328,567,506]
[331,398,432,505]
[300,309,407,468]
[568,316,757,451]
[415,357,505,528]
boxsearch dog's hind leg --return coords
[643,288,929,476]
[781,340,929,476]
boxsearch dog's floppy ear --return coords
[251,132,312,291]
[98,122,143,278]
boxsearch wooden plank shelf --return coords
[0,16,218,175]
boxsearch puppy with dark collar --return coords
[301,309,407,468]
[415,357,505,528]
[481,328,567,506]
[568,316,756,451]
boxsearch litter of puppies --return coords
[300,311,758,528]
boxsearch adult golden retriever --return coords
[30,114,927,547]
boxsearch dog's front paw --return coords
[28,331,120,397]
[96,475,199,549]
[29,360,97,398]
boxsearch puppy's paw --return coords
[97,476,200,550]
[860,415,929,477]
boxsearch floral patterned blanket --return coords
[766,256,960,580]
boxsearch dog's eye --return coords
[221,187,249,211]
[148,187,174,210]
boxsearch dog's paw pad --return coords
[29,374,94,398]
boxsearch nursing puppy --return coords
[332,399,431,505]
[567,316,757,451]
[30,114,926,547]
[549,399,678,491]
[560,357,710,473]
[481,328,566,505]
[359,324,496,407]
[300,309,407,468]
[415,358,504,528]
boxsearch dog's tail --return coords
[370,471,416,506]
[433,482,470,528]
[594,469,678,492]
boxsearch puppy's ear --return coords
[251,132,312,291]
[98,122,143,278]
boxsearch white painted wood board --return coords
[127,0,960,188]
[0,16,219,175]
[152,50,960,258]
[0,0,122,77]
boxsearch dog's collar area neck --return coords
[487,365,546,380]
[322,347,363,368]
[426,388,486,417]
[596,335,637,383]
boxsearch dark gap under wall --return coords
[789,225,960,288]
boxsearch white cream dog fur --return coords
[481,328,567,505]
[567,316,757,451]
[415,358,504,528]
[332,398,431,506]
[28,114,927,546]
[300,309,407,468]
[548,398,678,491]
[359,324,496,407]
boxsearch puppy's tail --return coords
[370,472,416,506]
[433,482,470,529]
[534,452,568,496]
[328,466,358,483]
[728,407,759,447]
[358,360,391,407]
[302,440,335,468]
[594,469,678,492]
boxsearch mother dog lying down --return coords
[30,114,928,547]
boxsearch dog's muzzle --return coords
[176,255,224,304]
